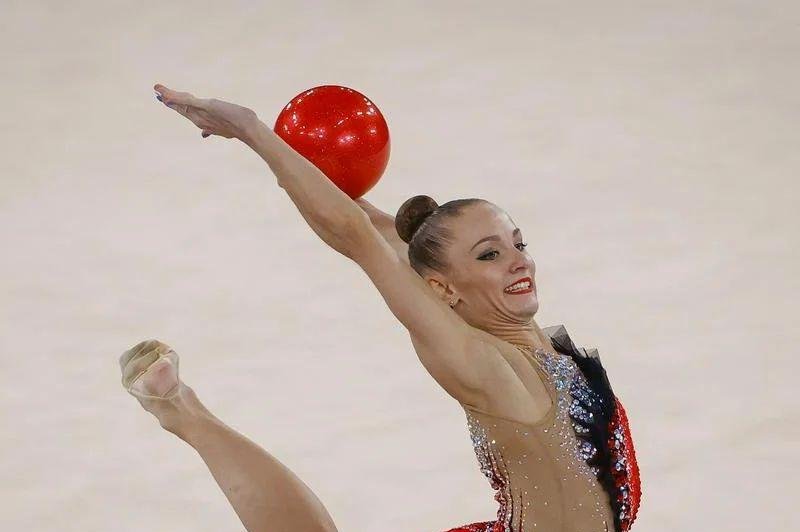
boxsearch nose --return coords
[509,250,533,274]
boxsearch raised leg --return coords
[119,340,338,532]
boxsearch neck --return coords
[489,319,554,352]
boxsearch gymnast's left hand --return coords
[153,83,260,141]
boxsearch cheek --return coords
[460,266,506,298]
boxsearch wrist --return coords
[239,114,268,146]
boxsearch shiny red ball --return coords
[274,85,390,199]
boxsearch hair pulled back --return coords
[395,195,485,274]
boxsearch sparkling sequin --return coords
[569,400,594,423]
[570,383,599,405]
[461,345,619,532]
[444,522,499,532]
[573,423,590,435]
[532,349,603,472]
[578,440,598,460]
[467,413,513,532]
[607,399,642,531]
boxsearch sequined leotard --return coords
[446,325,641,532]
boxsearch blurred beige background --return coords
[1,1,797,531]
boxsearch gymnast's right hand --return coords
[154,83,259,141]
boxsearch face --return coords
[427,202,538,329]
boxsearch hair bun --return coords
[395,195,438,244]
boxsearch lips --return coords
[504,276,533,294]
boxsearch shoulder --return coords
[408,325,521,409]
[461,328,555,423]
[542,323,579,353]
[542,323,606,365]
[544,323,617,409]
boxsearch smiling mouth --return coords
[504,277,533,294]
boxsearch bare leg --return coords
[119,340,338,532]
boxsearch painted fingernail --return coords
[155,93,163,102]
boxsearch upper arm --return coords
[355,197,409,264]
[348,214,510,404]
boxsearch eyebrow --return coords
[470,228,521,251]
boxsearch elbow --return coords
[331,209,375,260]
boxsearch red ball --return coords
[274,85,390,199]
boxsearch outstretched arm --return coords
[354,198,409,263]
[154,84,372,260]
[154,85,517,407]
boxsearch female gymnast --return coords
[119,84,641,532]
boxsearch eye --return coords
[478,250,498,260]
[516,242,528,251]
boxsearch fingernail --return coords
[202,132,210,138]
[155,93,163,102]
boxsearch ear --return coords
[425,275,457,305]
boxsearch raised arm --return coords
[153,85,513,406]
[154,84,365,258]
[354,198,409,263]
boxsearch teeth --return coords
[505,280,531,293]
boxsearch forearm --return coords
[242,120,368,258]
[153,87,376,259]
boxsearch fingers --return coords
[153,83,233,139]
[154,83,219,133]
[154,83,206,110]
